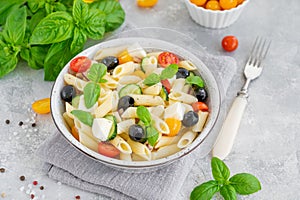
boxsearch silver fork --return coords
[212,37,271,160]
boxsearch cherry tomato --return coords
[205,1,221,10]
[190,0,207,6]
[192,102,209,112]
[222,36,238,52]
[32,98,51,114]
[160,79,171,93]
[237,0,244,5]
[98,142,120,158]
[158,52,179,68]
[70,56,92,73]
[137,0,158,7]
[219,0,237,10]
[165,118,182,136]
[118,50,134,64]
[71,126,79,141]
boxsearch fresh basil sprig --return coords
[136,106,159,146]
[0,0,125,80]
[190,157,261,200]
[83,63,107,108]
[143,64,179,86]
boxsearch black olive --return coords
[117,96,134,111]
[194,87,207,102]
[129,124,147,143]
[182,111,199,127]
[176,68,190,79]
[60,85,76,102]
[100,56,119,70]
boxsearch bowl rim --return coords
[185,0,250,14]
[50,37,221,169]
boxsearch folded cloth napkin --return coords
[36,53,236,200]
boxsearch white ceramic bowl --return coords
[51,37,221,171]
[185,0,249,29]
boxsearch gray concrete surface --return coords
[0,0,299,199]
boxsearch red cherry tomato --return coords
[192,102,209,112]
[98,142,120,158]
[70,56,92,73]
[222,36,239,52]
[158,52,179,68]
[161,79,171,93]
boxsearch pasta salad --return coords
[61,43,209,161]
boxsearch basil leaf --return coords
[143,73,160,86]
[81,9,105,40]
[28,9,47,33]
[70,28,87,55]
[0,44,18,78]
[160,64,178,80]
[211,157,230,183]
[2,6,27,45]
[83,82,100,109]
[87,63,107,83]
[136,106,152,126]
[190,180,220,200]
[21,45,49,70]
[71,110,94,127]
[44,39,74,81]
[90,0,125,32]
[27,0,45,13]
[186,75,204,88]
[54,2,67,12]
[0,0,24,25]
[220,185,237,200]
[146,126,159,147]
[30,11,74,45]
[72,0,89,24]
[229,173,261,195]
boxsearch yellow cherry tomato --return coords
[165,118,182,137]
[237,0,244,5]
[118,50,134,64]
[219,0,238,10]
[205,1,221,10]
[190,0,207,6]
[82,0,94,3]
[32,98,51,114]
[137,0,158,8]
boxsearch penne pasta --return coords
[78,130,99,152]
[78,95,98,113]
[101,74,118,89]
[154,136,180,149]
[192,111,209,132]
[148,105,164,117]
[151,115,170,135]
[117,119,135,134]
[127,43,147,59]
[171,78,186,92]
[177,131,197,149]
[127,139,151,161]
[152,144,181,160]
[93,45,128,61]
[146,51,163,59]
[118,75,142,85]
[169,91,198,104]
[142,82,162,95]
[110,136,132,154]
[64,74,87,92]
[178,60,197,70]
[130,94,165,107]
[94,92,113,118]
[65,102,75,119]
[121,107,138,119]
[112,61,135,79]
[74,119,93,137]
[120,152,132,161]
[63,112,74,131]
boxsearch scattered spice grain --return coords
[19,121,23,126]
[0,168,5,173]
[5,119,10,124]
[20,175,25,181]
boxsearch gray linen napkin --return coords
[36,54,236,200]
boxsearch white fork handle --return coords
[212,95,248,160]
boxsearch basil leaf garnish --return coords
[229,173,262,195]
[220,185,237,200]
[190,180,220,200]
[71,110,94,127]
[146,126,159,147]
[211,157,230,183]
[143,73,160,86]
[186,75,204,88]
[87,63,107,83]
[83,82,100,109]
[160,64,178,80]
[136,106,152,126]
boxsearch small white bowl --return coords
[185,0,249,29]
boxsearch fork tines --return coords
[248,37,271,67]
